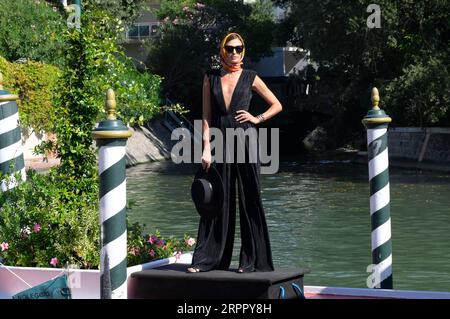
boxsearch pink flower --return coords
[1,242,9,251]
[130,247,140,256]
[156,240,165,248]
[186,237,196,247]
[33,223,41,233]
[50,257,58,267]
[148,235,158,244]
[157,242,164,248]
[149,249,155,257]
[182,6,190,12]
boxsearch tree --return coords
[36,0,163,181]
[44,0,149,25]
[0,0,65,66]
[275,0,450,144]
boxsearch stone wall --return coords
[125,118,176,167]
[422,131,450,163]
[354,127,450,172]
[357,127,450,172]
[22,118,176,171]
[388,128,426,161]
[388,127,450,164]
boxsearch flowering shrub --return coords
[127,222,195,267]
[0,170,195,269]
[0,170,99,268]
[0,0,66,66]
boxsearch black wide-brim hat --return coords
[191,164,224,219]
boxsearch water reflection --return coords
[126,160,450,291]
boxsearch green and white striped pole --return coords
[362,88,393,289]
[0,72,26,192]
[93,89,132,299]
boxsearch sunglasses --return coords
[224,45,244,54]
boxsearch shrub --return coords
[113,61,163,126]
[127,222,195,267]
[0,170,195,269]
[0,170,99,268]
[0,56,61,133]
[0,0,65,66]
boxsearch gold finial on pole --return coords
[371,87,380,110]
[105,89,117,120]
[0,72,4,90]
[93,89,131,139]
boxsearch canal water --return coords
[126,159,450,292]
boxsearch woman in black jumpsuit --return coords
[188,33,283,273]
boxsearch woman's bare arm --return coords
[202,74,212,150]
[252,75,283,122]
[201,74,212,171]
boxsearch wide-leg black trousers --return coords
[191,159,274,272]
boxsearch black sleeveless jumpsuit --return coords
[190,68,274,272]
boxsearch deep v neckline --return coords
[219,69,244,113]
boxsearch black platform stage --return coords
[128,264,309,299]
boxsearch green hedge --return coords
[0,56,61,133]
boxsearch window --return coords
[126,23,159,40]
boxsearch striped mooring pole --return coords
[93,89,132,299]
[0,72,26,192]
[362,87,393,289]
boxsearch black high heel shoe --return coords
[187,267,201,273]
[237,267,255,273]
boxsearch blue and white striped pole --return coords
[362,87,393,289]
[93,89,132,299]
[0,72,26,192]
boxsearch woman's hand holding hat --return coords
[191,164,224,219]
[201,146,212,172]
